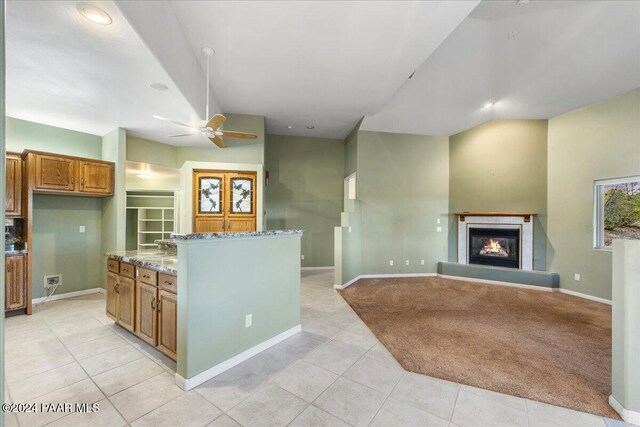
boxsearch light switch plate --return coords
[574,273,581,281]
[389,260,394,266]
[79,226,86,233]
[245,314,252,328]
[436,226,442,232]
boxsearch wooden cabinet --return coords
[105,262,135,332]
[79,161,113,195]
[193,170,257,233]
[29,151,114,196]
[136,281,158,346]
[34,154,76,191]
[106,259,177,360]
[5,255,26,311]
[157,290,177,360]
[6,153,23,217]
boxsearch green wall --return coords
[339,130,449,283]
[266,134,344,267]
[1,0,6,414]
[6,117,106,297]
[547,88,640,300]
[6,117,101,158]
[32,195,103,298]
[176,234,301,379]
[448,120,549,270]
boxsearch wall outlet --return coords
[574,273,581,281]
[437,218,441,224]
[301,254,305,260]
[389,260,394,266]
[436,226,442,232]
[44,274,62,290]
[79,225,86,233]
[405,260,409,266]
[245,314,252,328]
[421,259,425,265]
[348,227,352,233]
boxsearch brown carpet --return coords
[338,276,616,418]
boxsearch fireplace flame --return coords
[480,239,508,257]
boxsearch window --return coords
[594,176,640,249]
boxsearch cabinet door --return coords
[157,290,177,360]
[5,155,22,217]
[106,272,118,321]
[117,276,135,332]
[34,154,77,191]
[193,171,226,233]
[225,173,257,232]
[5,256,25,310]
[135,281,158,346]
[79,161,113,195]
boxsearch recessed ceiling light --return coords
[507,30,518,39]
[77,4,112,25]
[287,125,293,129]
[516,0,530,5]
[482,101,495,109]
[148,82,168,91]
[306,126,315,130]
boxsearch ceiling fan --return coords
[153,47,257,148]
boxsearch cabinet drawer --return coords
[159,273,177,293]
[107,259,119,273]
[120,262,135,278]
[138,268,157,286]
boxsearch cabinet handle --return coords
[157,300,162,313]
[143,274,150,279]
[151,297,156,310]
[6,265,10,273]
[81,177,84,187]
[71,177,74,185]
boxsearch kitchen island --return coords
[106,230,303,390]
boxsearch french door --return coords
[193,170,257,233]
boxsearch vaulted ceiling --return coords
[6,1,640,144]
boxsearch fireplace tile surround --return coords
[456,212,536,271]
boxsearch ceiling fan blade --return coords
[221,130,258,140]
[209,135,226,148]
[206,114,226,131]
[153,115,200,130]
[168,133,198,138]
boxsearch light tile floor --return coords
[3,270,635,426]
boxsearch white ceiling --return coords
[361,0,640,136]
[6,1,640,144]
[6,0,214,146]
[167,0,479,139]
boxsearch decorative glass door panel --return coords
[230,178,253,214]
[198,177,222,214]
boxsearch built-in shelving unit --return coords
[126,191,176,250]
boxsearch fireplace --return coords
[468,227,520,269]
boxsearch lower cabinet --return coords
[107,259,177,361]
[5,255,26,312]
[157,290,177,360]
[105,270,135,332]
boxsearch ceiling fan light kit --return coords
[153,47,257,148]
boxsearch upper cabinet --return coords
[6,152,23,217]
[27,151,114,197]
[79,160,113,195]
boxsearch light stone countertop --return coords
[171,229,303,241]
[106,249,177,274]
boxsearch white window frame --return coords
[593,175,640,250]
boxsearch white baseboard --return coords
[301,266,334,271]
[609,395,640,425]
[334,273,437,290]
[32,287,105,304]
[175,324,302,391]
[559,288,611,305]
[438,274,556,292]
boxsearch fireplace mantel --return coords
[456,212,537,222]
